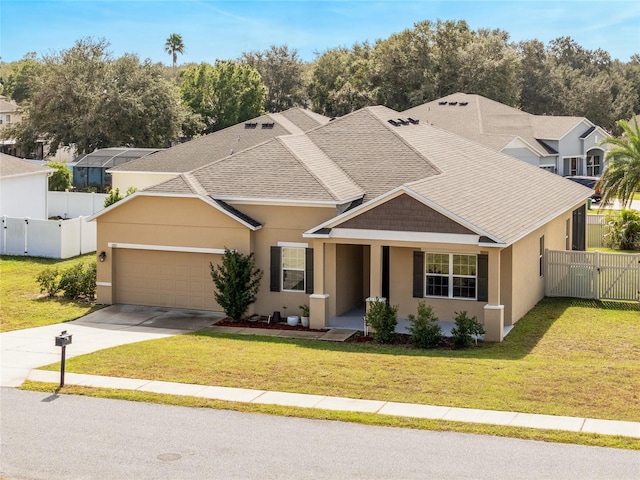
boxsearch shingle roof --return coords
[403,92,593,156]
[0,153,53,179]
[110,108,330,174]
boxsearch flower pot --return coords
[300,316,310,328]
[287,315,299,327]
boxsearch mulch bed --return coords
[215,316,328,333]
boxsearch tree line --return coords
[1,19,638,156]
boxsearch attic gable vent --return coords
[261,122,275,129]
[245,122,257,128]
[448,101,458,106]
[438,101,447,105]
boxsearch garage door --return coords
[114,249,221,310]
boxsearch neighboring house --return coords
[73,147,163,193]
[107,108,331,191]
[0,95,25,158]
[0,153,53,219]
[404,93,610,177]
[90,106,593,342]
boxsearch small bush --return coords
[36,267,61,297]
[407,301,442,348]
[104,186,137,208]
[365,299,398,344]
[451,311,485,349]
[210,249,263,320]
[58,261,97,299]
[605,209,640,251]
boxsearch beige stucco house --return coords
[107,107,330,191]
[91,106,592,342]
[404,92,610,177]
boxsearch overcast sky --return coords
[2,0,639,65]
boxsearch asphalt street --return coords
[1,388,638,480]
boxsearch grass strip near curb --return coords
[21,381,640,451]
[0,254,103,332]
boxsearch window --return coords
[586,155,600,176]
[5,114,10,124]
[539,236,545,277]
[425,253,477,299]
[282,247,305,291]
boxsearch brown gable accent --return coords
[335,194,475,234]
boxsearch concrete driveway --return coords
[0,305,225,387]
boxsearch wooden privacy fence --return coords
[545,249,640,302]
[587,214,608,249]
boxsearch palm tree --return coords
[164,33,185,76]
[597,115,640,209]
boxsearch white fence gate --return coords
[587,214,608,249]
[545,249,640,302]
[1,216,96,259]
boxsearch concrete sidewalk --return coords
[26,369,640,439]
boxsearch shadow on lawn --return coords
[192,297,639,361]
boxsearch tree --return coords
[2,53,43,103]
[210,249,263,320]
[104,186,136,208]
[47,162,71,191]
[597,115,640,208]
[8,38,187,155]
[180,61,265,133]
[241,45,307,112]
[165,33,185,76]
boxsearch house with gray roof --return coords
[90,106,592,342]
[404,92,610,177]
[108,107,331,191]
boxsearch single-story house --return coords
[90,106,593,342]
[107,108,331,191]
[404,93,610,177]
[0,153,53,219]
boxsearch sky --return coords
[1,0,639,65]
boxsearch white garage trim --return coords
[108,242,226,254]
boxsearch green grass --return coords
[22,381,640,450]
[37,297,640,424]
[0,254,103,332]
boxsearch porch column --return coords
[483,248,504,342]
[369,242,383,299]
[309,239,330,329]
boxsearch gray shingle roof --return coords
[0,153,53,179]
[110,108,330,174]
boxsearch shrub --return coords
[407,301,442,348]
[605,209,640,251]
[47,162,71,191]
[104,186,137,208]
[58,261,97,299]
[36,267,61,297]
[210,249,263,320]
[365,299,398,344]
[451,311,485,349]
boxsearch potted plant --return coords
[299,304,310,327]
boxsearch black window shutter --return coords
[270,246,281,292]
[412,251,424,298]
[305,248,314,294]
[477,254,488,302]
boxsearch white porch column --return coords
[483,248,504,342]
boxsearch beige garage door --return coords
[114,249,221,310]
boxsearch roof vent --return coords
[459,102,468,106]
[245,122,257,129]
[261,122,275,129]
[396,118,409,126]
[388,119,400,127]
[448,101,458,106]
[408,117,420,125]
[438,101,447,105]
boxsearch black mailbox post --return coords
[55,330,72,388]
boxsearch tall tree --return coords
[241,45,307,112]
[164,33,185,76]
[597,115,640,208]
[8,38,187,154]
[180,61,265,133]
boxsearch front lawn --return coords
[0,254,103,332]
[39,297,640,423]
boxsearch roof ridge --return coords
[182,172,208,196]
[267,112,305,135]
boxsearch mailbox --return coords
[55,330,72,347]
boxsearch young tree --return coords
[210,249,263,320]
[180,61,265,133]
[598,115,640,208]
[165,33,185,76]
[47,162,71,191]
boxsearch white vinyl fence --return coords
[587,214,608,249]
[48,191,108,218]
[545,249,640,302]
[1,216,96,259]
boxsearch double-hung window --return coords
[282,247,305,292]
[425,253,477,299]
